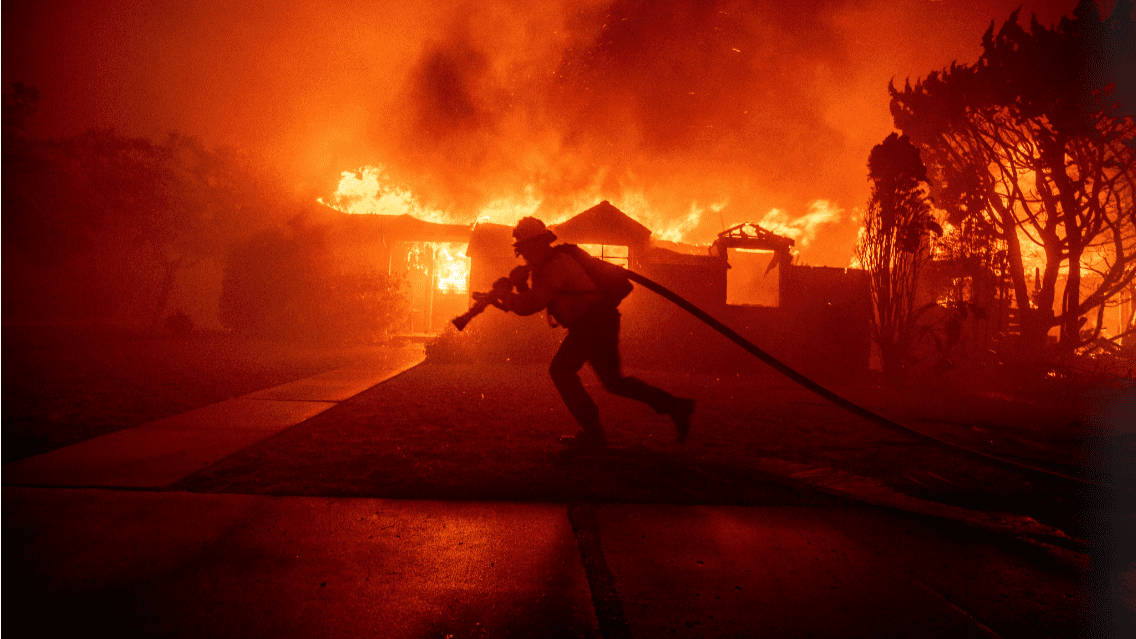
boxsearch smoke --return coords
[353,0,871,260]
[6,0,1089,265]
[389,1,862,218]
[339,0,1087,260]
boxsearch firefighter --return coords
[486,216,695,451]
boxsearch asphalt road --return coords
[2,350,1126,638]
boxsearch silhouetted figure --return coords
[482,217,694,452]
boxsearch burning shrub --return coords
[891,5,1136,354]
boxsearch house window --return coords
[726,249,779,307]
[578,244,629,268]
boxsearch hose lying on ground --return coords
[623,268,1113,493]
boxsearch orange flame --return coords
[322,165,846,252]
[435,243,470,294]
[319,165,460,224]
[757,200,843,249]
[321,165,545,227]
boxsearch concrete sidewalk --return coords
[2,347,1094,638]
[2,345,426,488]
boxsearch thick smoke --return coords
[386,0,866,254]
[6,0,1089,264]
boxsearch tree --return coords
[219,225,407,344]
[2,83,38,136]
[855,133,940,385]
[2,106,290,327]
[3,125,164,321]
[890,1,1136,354]
[144,133,287,328]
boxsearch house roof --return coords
[363,213,473,242]
[551,200,652,247]
[326,210,473,243]
[467,222,515,261]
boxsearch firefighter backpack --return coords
[555,244,634,305]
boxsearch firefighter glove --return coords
[508,265,531,293]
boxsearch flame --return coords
[322,165,555,228]
[758,200,843,248]
[319,165,460,224]
[652,201,722,243]
[475,185,544,225]
[321,165,847,255]
[435,242,470,294]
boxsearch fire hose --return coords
[454,266,1113,492]
[452,267,529,332]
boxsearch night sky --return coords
[3,0,1103,265]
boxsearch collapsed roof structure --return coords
[712,222,794,260]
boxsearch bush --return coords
[220,227,407,344]
[424,323,481,364]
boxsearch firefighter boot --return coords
[559,428,608,452]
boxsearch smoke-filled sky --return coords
[3,0,1111,265]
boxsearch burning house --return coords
[317,197,868,377]
[297,208,474,335]
[462,201,869,379]
[630,216,870,379]
[551,200,652,270]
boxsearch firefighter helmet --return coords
[512,216,557,247]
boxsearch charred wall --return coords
[461,217,869,380]
[776,265,870,380]
[623,258,870,381]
